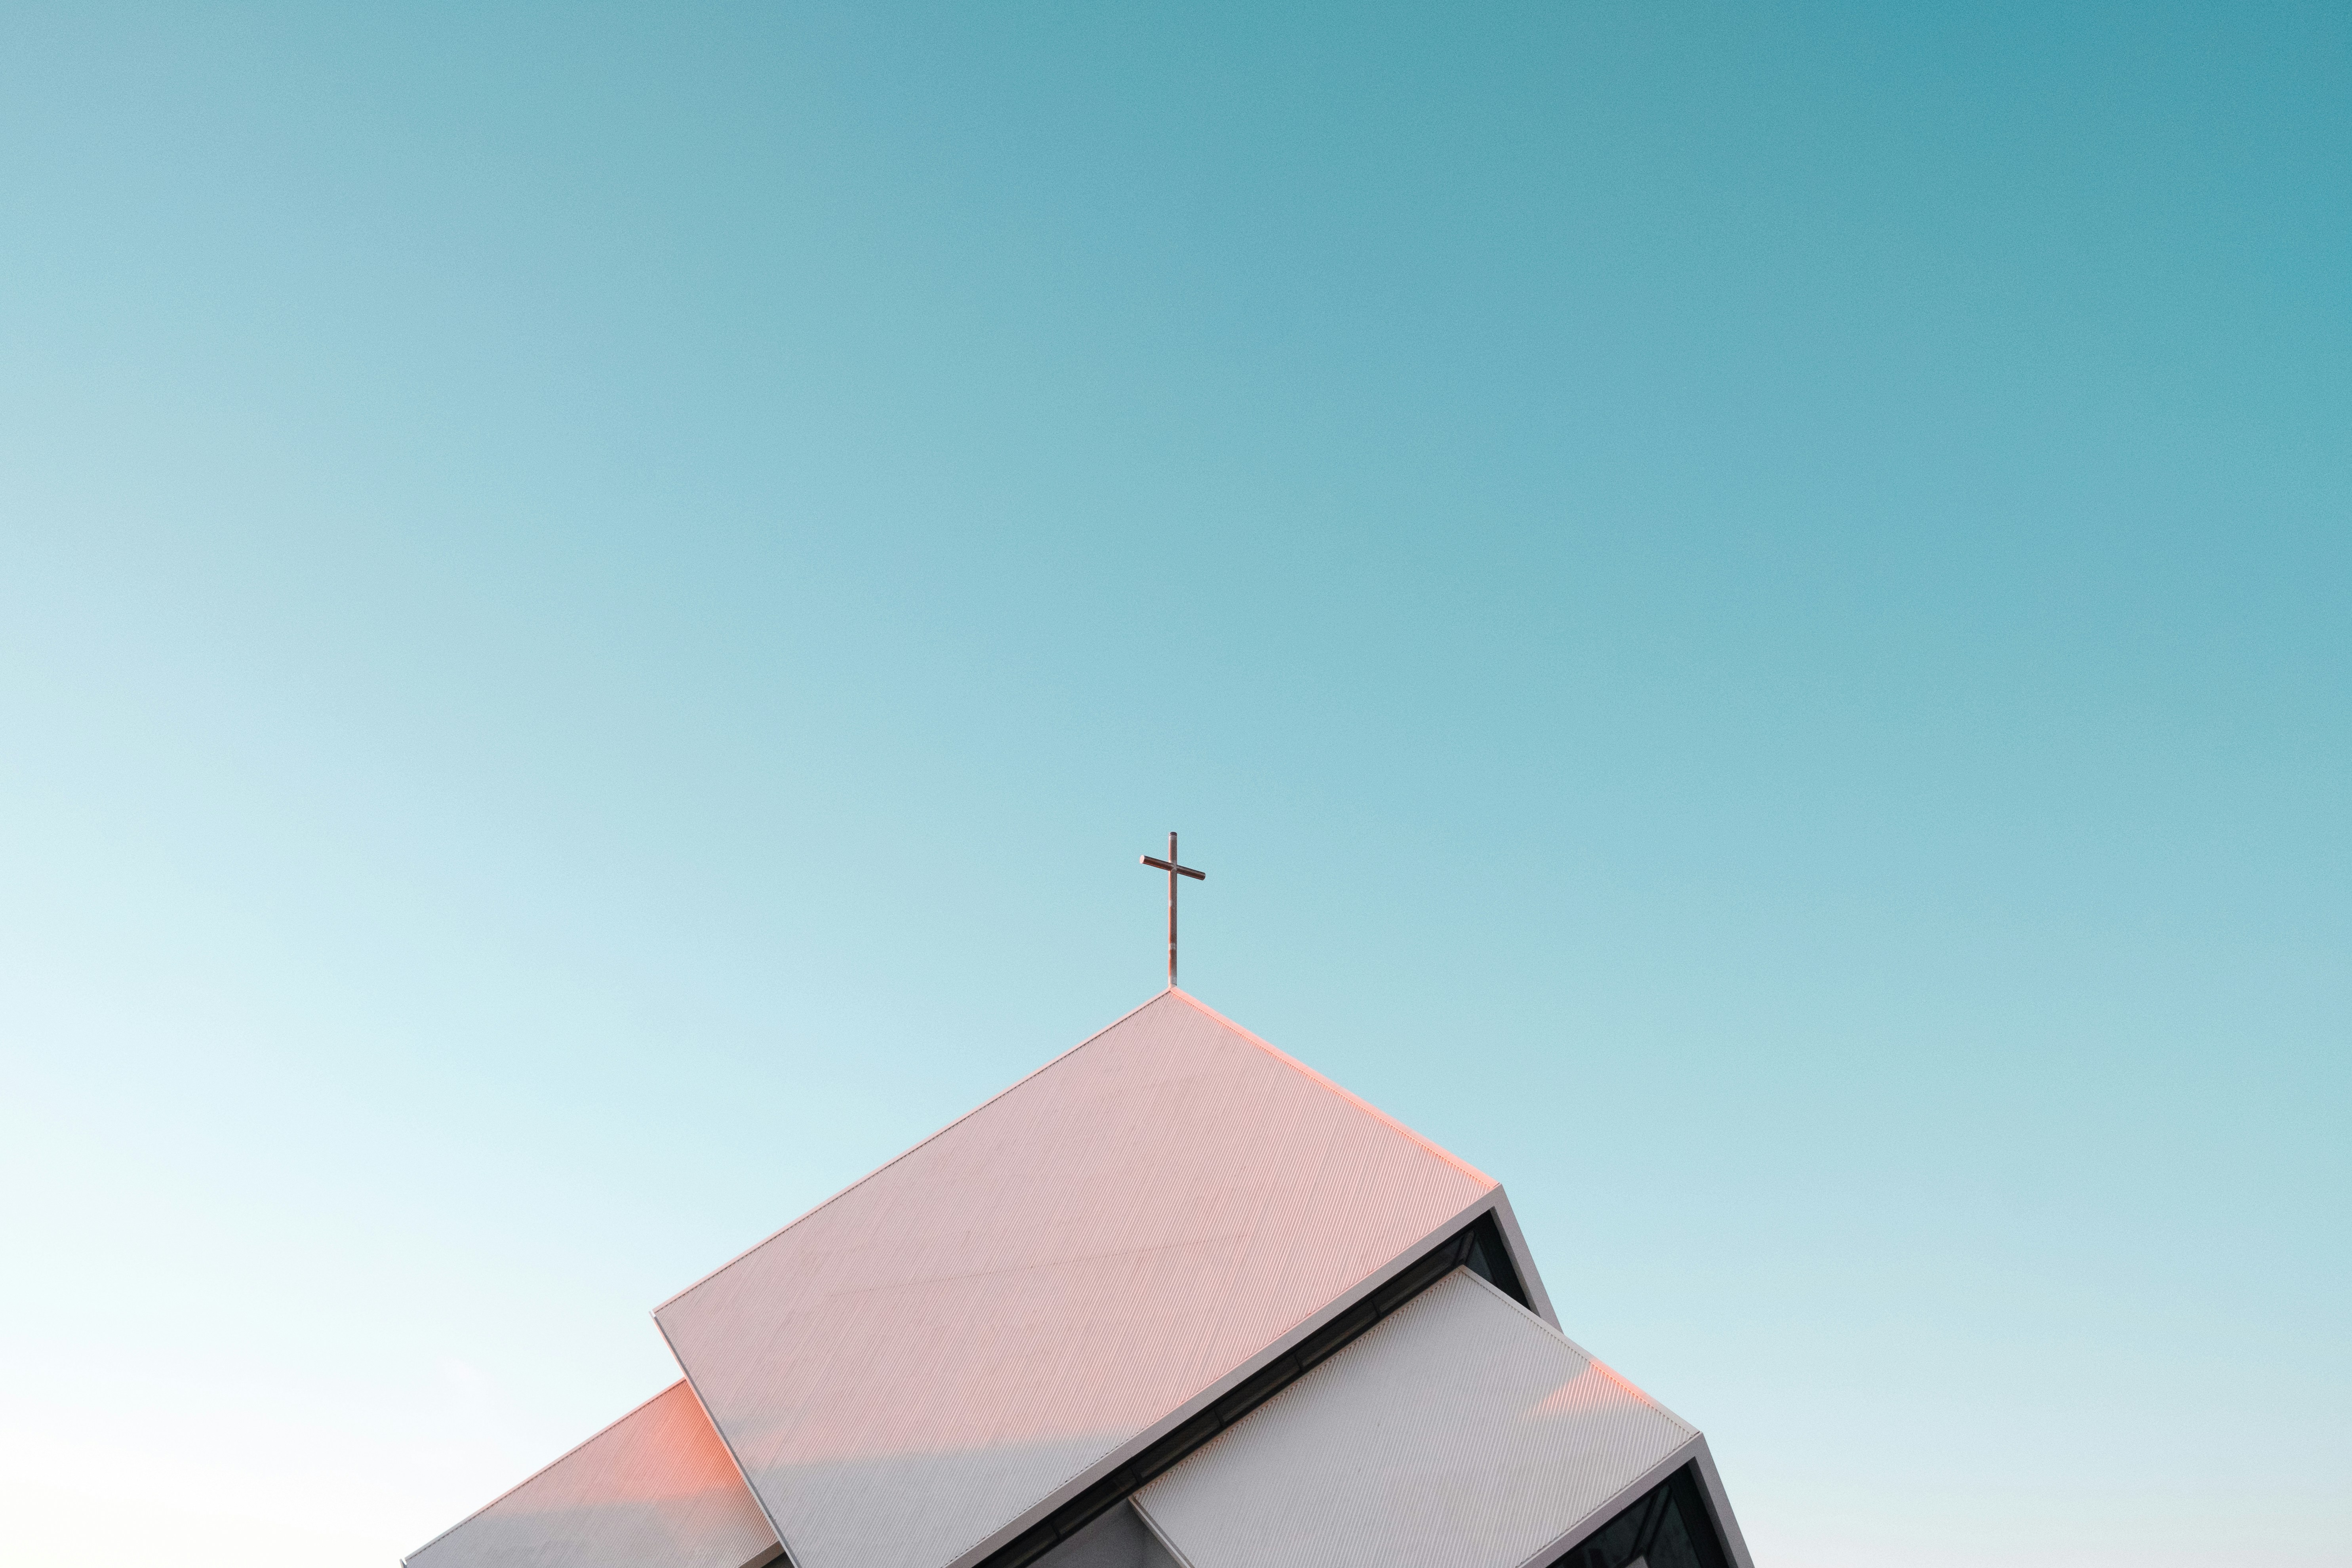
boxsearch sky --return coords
[0,2,2344,1564]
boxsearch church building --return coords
[406,989,1754,1568]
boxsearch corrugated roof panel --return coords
[405,1380,779,1568]
[655,990,1499,1568]
[1133,1270,1698,1568]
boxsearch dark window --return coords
[1545,1462,1732,1568]
[1461,1212,1528,1307]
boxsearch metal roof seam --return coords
[648,990,1175,1314]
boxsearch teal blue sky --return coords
[2,4,2344,1564]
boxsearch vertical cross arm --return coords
[1139,833,1205,989]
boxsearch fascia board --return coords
[1483,1188,1559,1330]
[929,1185,1508,1568]
[1687,1437,1757,1568]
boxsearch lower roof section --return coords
[1132,1270,1710,1568]
[404,1381,779,1568]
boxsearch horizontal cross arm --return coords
[1140,856,1206,879]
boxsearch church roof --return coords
[1132,1268,1703,1568]
[404,1380,778,1568]
[653,989,1514,1568]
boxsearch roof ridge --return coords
[1164,989,1498,1191]
[651,990,1178,1315]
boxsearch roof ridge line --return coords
[651,989,1178,1316]
[1164,988,1498,1191]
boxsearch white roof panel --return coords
[655,990,1501,1568]
[1133,1270,1698,1568]
[404,1380,778,1568]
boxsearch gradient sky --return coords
[1,4,2345,1566]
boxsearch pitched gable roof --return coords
[655,990,1503,1568]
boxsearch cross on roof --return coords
[1139,831,1205,989]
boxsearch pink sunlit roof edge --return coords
[648,987,1167,1317]
[1159,988,1500,1189]
[1163,989,1558,1328]
[678,1355,789,1557]
[649,987,1497,1318]
[399,1377,769,1566]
